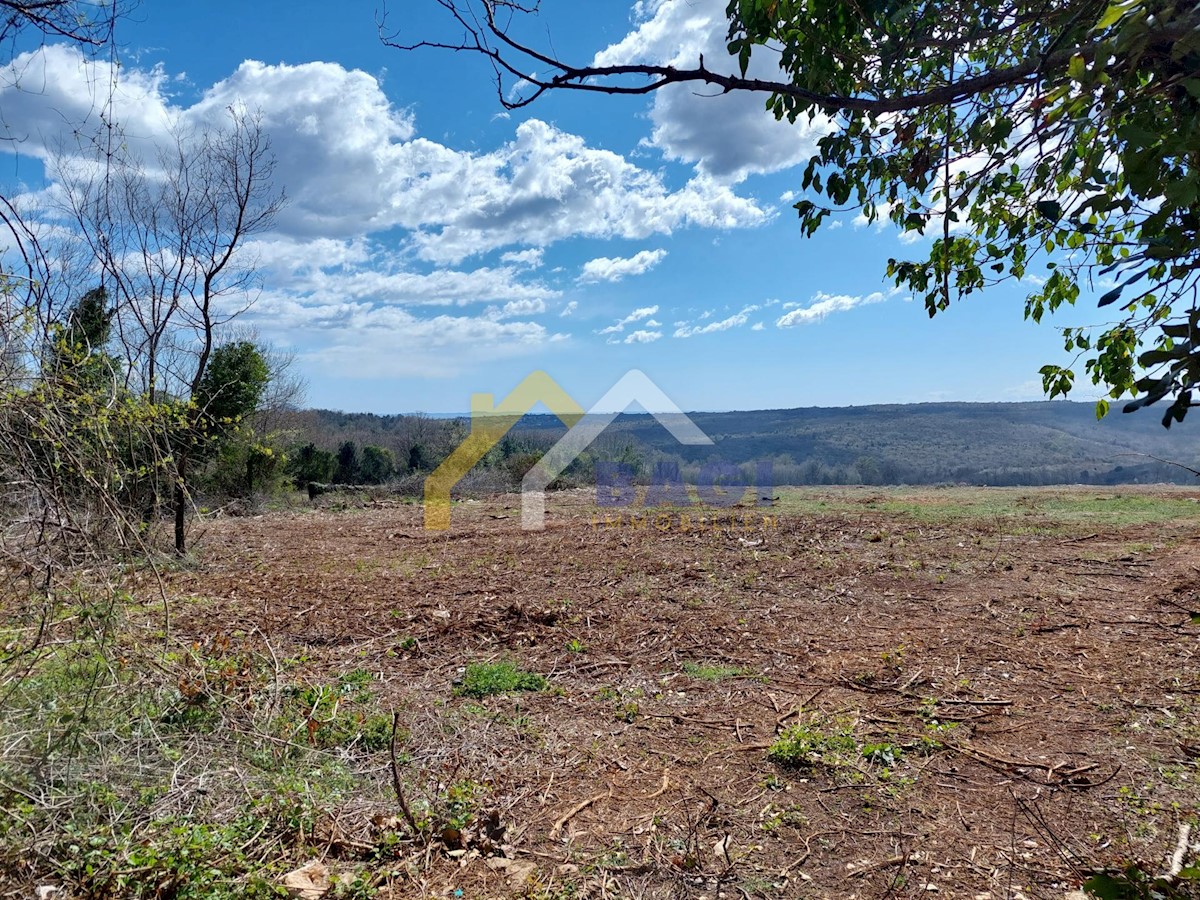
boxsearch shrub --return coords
[454,661,546,698]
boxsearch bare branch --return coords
[382,0,1199,115]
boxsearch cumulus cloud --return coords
[560,300,579,317]
[599,305,660,335]
[247,236,560,307]
[579,248,667,283]
[501,248,545,268]
[496,298,547,318]
[239,288,558,379]
[775,289,896,327]
[0,47,786,379]
[595,0,833,181]
[4,48,769,263]
[410,121,768,262]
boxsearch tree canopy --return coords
[195,341,271,438]
[392,0,1200,424]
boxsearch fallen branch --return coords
[939,697,1013,707]
[703,742,772,763]
[637,769,670,800]
[1164,823,1193,881]
[949,741,1120,787]
[550,790,611,840]
[775,688,823,731]
[849,853,910,877]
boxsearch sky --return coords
[0,0,1105,414]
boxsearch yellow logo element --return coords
[424,371,584,530]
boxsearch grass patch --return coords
[774,486,1200,529]
[0,602,398,898]
[681,660,748,681]
[454,660,547,698]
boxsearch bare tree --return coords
[56,108,286,552]
[0,0,117,48]
[1,1,122,313]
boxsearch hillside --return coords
[285,401,1200,487]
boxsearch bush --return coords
[454,661,546,698]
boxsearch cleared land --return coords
[4,486,1200,899]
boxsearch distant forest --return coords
[277,401,1200,489]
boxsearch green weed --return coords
[455,660,547,698]
[768,713,858,770]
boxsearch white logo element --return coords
[521,369,713,530]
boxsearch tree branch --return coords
[383,0,1198,115]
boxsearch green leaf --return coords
[1097,285,1124,307]
[1036,200,1062,221]
[1095,0,1136,29]
[1081,873,1129,900]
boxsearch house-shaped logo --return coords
[423,369,712,531]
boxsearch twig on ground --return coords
[550,790,611,840]
[389,711,419,835]
[848,853,909,877]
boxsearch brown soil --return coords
[166,488,1200,899]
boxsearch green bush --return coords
[454,661,546,698]
[768,714,858,770]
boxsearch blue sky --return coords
[1,0,1102,413]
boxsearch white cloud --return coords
[775,289,897,326]
[579,248,667,283]
[496,298,547,318]
[624,329,662,344]
[5,49,770,266]
[248,236,561,307]
[408,122,768,263]
[595,0,834,182]
[674,304,758,338]
[751,321,765,331]
[599,304,659,335]
[500,248,545,268]
[1,48,788,381]
[243,290,558,379]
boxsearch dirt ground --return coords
[166,486,1200,899]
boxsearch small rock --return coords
[486,856,537,886]
[281,861,330,900]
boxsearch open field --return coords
[3,486,1200,898]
